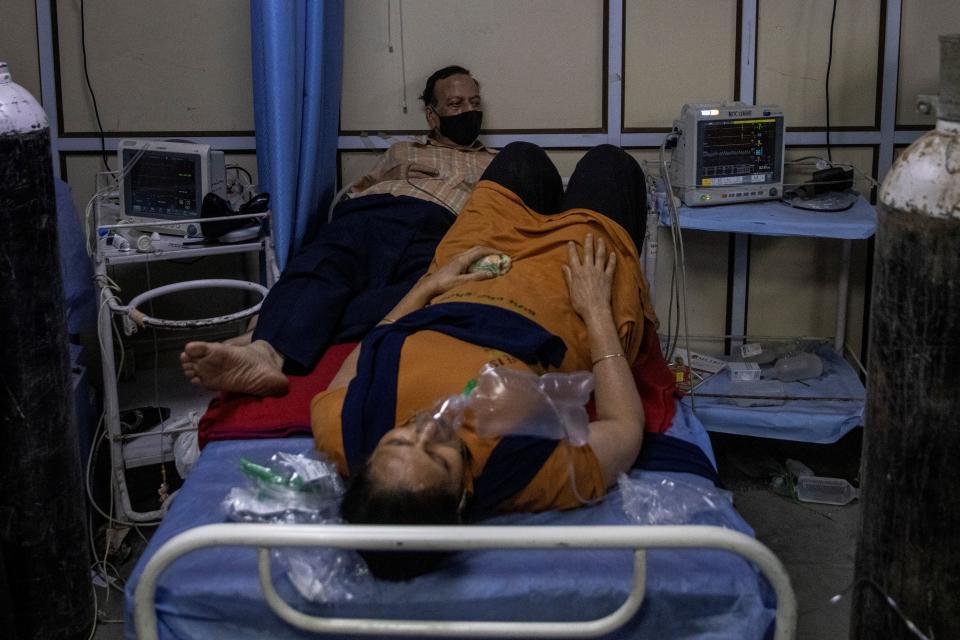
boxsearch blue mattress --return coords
[125,402,776,639]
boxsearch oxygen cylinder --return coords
[852,35,960,639]
[0,62,94,639]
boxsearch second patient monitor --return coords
[669,103,785,207]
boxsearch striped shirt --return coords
[349,136,497,215]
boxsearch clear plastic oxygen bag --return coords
[619,472,734,525]
[221,450,373,603]
[468,364,595,446]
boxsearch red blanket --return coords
[198,321,678,448]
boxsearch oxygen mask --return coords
[414,394,469,443]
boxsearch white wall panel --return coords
[623,0,738,130]
[56,0,254,133]
[0,0,41,101]
[756,0,880,128]
[341,0,604,132]
[897,0,960,126]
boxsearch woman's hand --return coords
[562,233,616,322]
[417,245,501,299]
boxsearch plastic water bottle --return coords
[770,352,823,382]
[796,475,859,506]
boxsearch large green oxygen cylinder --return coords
[852,34,960,640]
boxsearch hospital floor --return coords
[91,429,863,640]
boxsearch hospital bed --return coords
[122,185,794,638]
[125,397,795,639]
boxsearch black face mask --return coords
[436,110,483,146]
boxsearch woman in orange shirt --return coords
[312,142,655,578]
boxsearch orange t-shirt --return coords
[311,331,606,511]
[310,180,656,512]
[430,180,656,372]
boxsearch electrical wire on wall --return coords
[80,0,110,171]
[386,0,409,114]
[659,133,695,406]
[824,0,839,161]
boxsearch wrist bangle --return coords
[591,352,625,366]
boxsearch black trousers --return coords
[479,142,647,250]
[252,195,454,373]
[253,144,646,372]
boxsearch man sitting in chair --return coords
[181,65,495,393]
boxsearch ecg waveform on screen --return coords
[129,155,197,216]
[700,120,777,180]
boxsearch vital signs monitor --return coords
[669,103,784,207]
[118,139,226,236]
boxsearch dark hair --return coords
[340,464,462,581]
[420,65,475,108]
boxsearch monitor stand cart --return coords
[93,208,277,523]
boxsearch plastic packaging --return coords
[619,472,733,525]
[796,475,859,506]
[222,451,372,603]
[739,340,798,365]
[223,451,345,524]
[283,548,374,603]
[173,428,200,478]
[468,365,594,446]
[769,352,824,382]
[727,361,761,382]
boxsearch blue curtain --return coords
[250,0,344,269]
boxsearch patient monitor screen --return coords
[123,149,202,220]
[696,118,781,187]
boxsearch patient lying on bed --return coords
[184,142,655,577]
[330,142,657,577]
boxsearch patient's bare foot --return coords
[223,330,254,346]
[180,340,288,397]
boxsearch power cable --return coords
[825,0,839,161]
[79,0,110,171]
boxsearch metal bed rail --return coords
[134,523,796,639]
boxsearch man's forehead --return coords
[436,74,480,98]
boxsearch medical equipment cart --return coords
[93,213,278,522]
[653,196,876,443]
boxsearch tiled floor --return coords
[93,430,863,640]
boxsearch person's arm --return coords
[327,245,500,390]
[562,234,645,488]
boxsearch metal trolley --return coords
[93,211,278,522]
